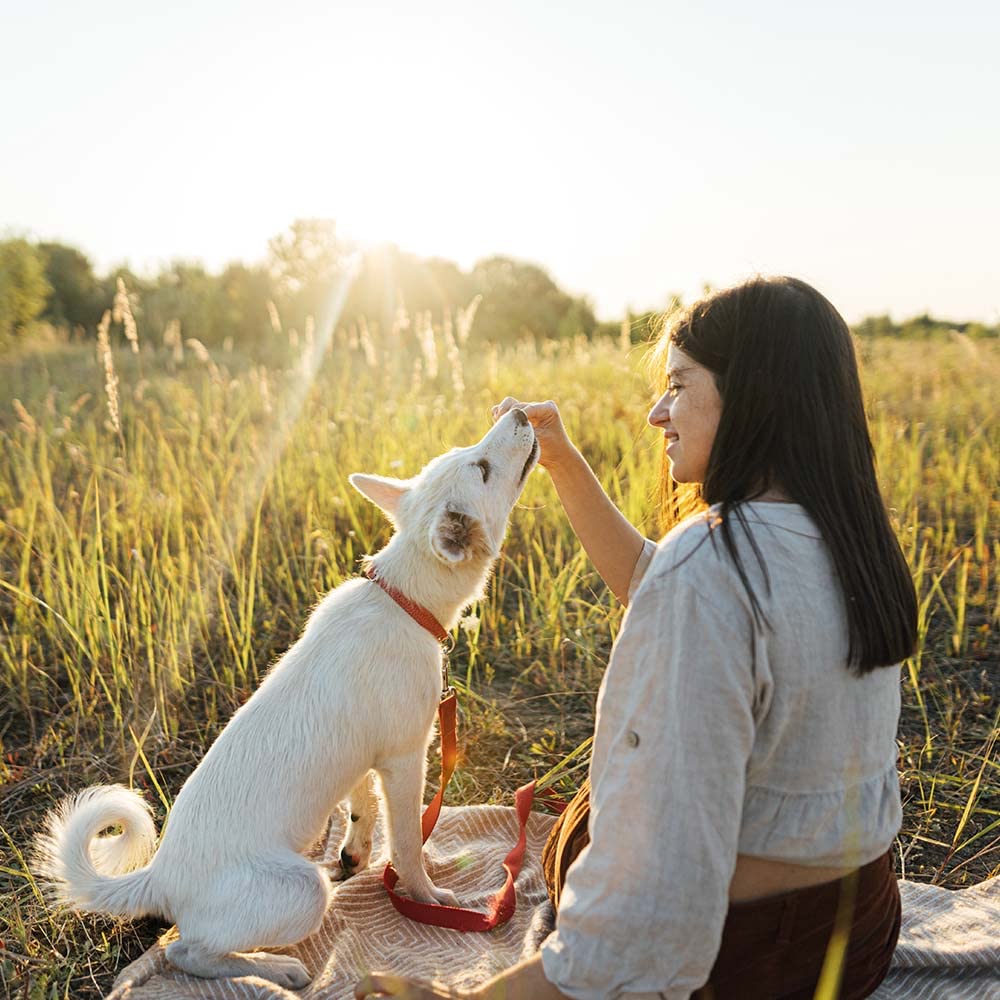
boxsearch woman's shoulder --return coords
[638,509,738,608]
[645,501,824,596]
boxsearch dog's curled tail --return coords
[33,784,160,919]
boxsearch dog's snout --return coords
[340,847,358,870]
[511,408,528,428]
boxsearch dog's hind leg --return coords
[165,940,312,988]
[377,752,459,907]
[339,770,378,876]
[166,852,329,987]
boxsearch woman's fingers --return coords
[520,400,557,424]
[492,398,558,427]
[491,396,522,422]
[489,398,570,469]
[354,972,408,997]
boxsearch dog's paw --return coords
[398,879,459,907]
[258,954,311,990]
[337,842,372,879]
[430,885,460,908]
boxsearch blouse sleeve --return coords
[540,572,759,1000]
[626,537,658,605]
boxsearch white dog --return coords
[34,408,538,988]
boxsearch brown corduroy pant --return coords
[541,780,901,1000]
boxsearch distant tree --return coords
[470,256,596,343]
[343,247,475,332]
[267,218,351,334]
[901,314,939,339]
[141,261,223,346]
[851,313,998,340]
[39,242,104,331]
[98,266,149,306]
[419,257,475,309]
[853,314,897,339]
[963,322,994,340]
[0,238,52,346]
[217,262,276,346]
[556,298,598,340]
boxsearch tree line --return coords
[0,219,603,353]
[1,219,996,352]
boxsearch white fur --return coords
[33,409,538,988]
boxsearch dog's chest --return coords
[287,584,448,744]
[370,654,443,742]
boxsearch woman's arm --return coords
[492,398,647,603]
[472,953,570,1000]
[546,444,647,603]
[538,567,756,999]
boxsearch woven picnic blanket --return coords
[107,803,556,999]
[108,805,1000,999]
[871,874,1000,1000]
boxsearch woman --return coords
[357,276,915,1000]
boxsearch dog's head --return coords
[349,408,538,566]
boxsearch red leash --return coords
[364,566,536,932]
[382,691,536,931]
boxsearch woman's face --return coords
[647,344,723,484]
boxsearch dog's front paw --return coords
[337,841,372,879]
[398,878,460,907]
[430,885,460,908]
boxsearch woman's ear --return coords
[349,473,411,520]
[430,507,489,563]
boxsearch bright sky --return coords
[2,0,997,324]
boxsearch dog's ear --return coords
[349,474,410,519]
[431,507,490,564]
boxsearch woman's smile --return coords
[647,344,722,484]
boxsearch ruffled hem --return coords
[738,763,903,868]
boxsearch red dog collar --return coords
[363,566,450,645]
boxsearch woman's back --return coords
[632,501,902,873]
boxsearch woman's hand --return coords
[355,972,474,999]
[491,398,575,471]
[357,953,570,1000]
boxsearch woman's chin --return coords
[667,458,692,484]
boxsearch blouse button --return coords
[625,730,640,748]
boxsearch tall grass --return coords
[1,320,997,997]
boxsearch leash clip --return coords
[440,641,455,700]
[440,656,455,700]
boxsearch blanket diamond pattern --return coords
[107,805,1000,999]
[107,804,556,999]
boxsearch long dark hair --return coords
[652,275,917,675]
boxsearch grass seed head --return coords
[113,277,140,353]
[97,309,121,437]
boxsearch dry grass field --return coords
[1,316,997,998]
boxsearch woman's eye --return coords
[667,382,683,395]
[475,459,491,482]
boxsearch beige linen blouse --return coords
[540,502,903,1000]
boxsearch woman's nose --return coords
[648,395,670,428]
